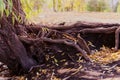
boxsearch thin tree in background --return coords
[53,0,56,12]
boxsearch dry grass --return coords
[90,47,120,64]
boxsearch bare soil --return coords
[31,12,120,25]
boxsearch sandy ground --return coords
[31,12,120,25]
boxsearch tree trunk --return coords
[0,0,37,74]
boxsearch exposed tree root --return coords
[17,21,120,65]
[1,18,120,74]
[44,21,120,30]
[115,27,120,51]
[19,36,91,61]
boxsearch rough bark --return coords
[0,0,36,74]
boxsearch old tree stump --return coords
[0,0,120,74]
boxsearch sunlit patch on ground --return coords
[90,46,120,64]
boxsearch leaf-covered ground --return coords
[1,47,120,80]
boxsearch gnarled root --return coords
[115,27,120,51]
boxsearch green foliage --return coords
[117,2,120,12]
[0,0,13,17]
[20,0,44,19]
[56,0,62,11]
[87,0,108,12]
[47,0,87,12]
[0,0,5,17]
[0,0,119,21]
[0,0,23,24]
[73,0,87,12]
[5,0,13,17]
[19,0,119,18]
[0,0,45,22]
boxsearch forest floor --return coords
[1,12,120,80]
